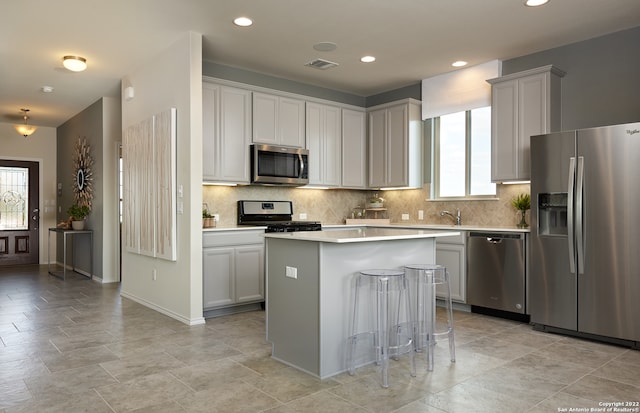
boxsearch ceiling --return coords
[2,0,640,128]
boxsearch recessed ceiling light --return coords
[41,86,54,93]
[360,56,376,63]
[452,61,468,67]
[525,0,549,6]
[233,17,253,27]
[63,56,87,72]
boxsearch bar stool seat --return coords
[404,264,456,371]
[347,269,416,388]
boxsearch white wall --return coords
[0,123,57,264]
[120,32,204,325]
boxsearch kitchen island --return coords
[264,227,459,379]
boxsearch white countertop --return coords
[263,227,460,243]
[324,223,529,233]
[205,223,529,233]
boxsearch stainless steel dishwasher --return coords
[467,232,526,314]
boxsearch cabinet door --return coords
[518,73,547,180]
[386,104,409,187]
[203,247,235,309]
[342,109,367,188]
[252,92,278,144]
[219,87,251,182]
[202,83,220,180]
[491,79,519,182]
[279,97,305,148]
[323,105,342,186]
[368,108,387,187]
[306,103,323,185]
[307,103,342,186]
[235,245,264,303]
[436,243,466,303]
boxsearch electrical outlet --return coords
[402,214,410,221]
[212,214,220,222]
[418,210,424,220]
[299,213,307,220]
[285,266,298,279]
[152,269,157,281]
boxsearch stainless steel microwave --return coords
[251,144,309,186]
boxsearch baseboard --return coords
[203,302,264,318]
[470,305,530,323]
[120,291,206,326]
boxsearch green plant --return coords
[203,209,214,219]
[67,204,90,220]
[511,193,531,211]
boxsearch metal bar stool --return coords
[404,264,456,371]
[347,269,416,388]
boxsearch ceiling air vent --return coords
[305,58,339,70]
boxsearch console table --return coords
[48,228,93,280]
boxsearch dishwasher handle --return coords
[468,231,524,241]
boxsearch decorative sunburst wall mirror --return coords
[72,137,94,209]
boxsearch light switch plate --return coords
[402,214,410,221]
[285,266,298,279]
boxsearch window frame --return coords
[431,108,496,200]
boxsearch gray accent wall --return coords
[202,60,366,107]
[502,26,640,130]
[57,97,121,282]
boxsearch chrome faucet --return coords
[440,208,462,226]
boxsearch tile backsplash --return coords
[203,183,531,228]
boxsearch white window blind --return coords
[421,60,502,120]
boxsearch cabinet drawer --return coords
[436,231,465,245]
[203,230,264,247]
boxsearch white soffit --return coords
[422,60,502,120]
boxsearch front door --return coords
[0,160,39,265]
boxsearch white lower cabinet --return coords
[203,230,264,311]
[435,231,466,303]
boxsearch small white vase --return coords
[71,220,85,230]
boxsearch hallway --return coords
[1,265,638,412]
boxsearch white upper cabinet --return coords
[202,82,252,183]
[306,102,342,187]
[253,92,305,148]
[368,99,422,188]
[341,109,367,189]
[488,65,565,182]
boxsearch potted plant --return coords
[511,193,531,228]
[203,208,215,228]
[67,204,90,230]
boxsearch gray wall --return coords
[57,97,121,282]
[203,60,366,107]
[57,99,104,276]
[502,26,640,130]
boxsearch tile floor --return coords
[1,265,638,413]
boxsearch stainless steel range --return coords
[237,200,321,232]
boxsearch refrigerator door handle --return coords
[576,156,585,274]
[568,157,576,274]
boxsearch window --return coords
[0,166,29,230]
[433,106,495,198]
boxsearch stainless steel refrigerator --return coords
[530,122,640,347]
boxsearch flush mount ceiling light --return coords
[14,109,37,138]
[360,56,376,63]
[233,16,253,27]
[313,42,337,52]
[452,60,468,67]
[525,0,549,6]
[63,55,87,72]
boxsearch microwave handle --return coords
[298,153,305,178]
